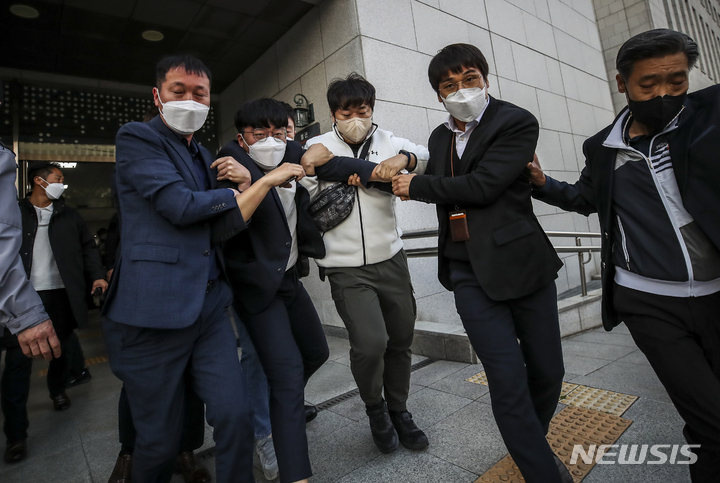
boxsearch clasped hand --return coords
[211,156,252,191]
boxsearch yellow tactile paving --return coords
[560,382,579,399]
[466,371,488,386]
[562,385,638,416]
[476,406,633,483]
[37,355,109,377]
[78,330,104,339]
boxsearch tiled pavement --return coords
[0,309,691,483]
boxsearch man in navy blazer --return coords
[102,55,255,483]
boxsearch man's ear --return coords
[437,92,444,103]
[153,87,162,110]
[616,74,627,94]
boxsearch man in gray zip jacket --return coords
[0,141,61,463]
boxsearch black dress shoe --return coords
[553,454,574,483]
[389,410,428,451]
[51,392,71,411]
[305,404,318,423]
[3,440,27,463]
[66,368,92,389]
[175,451,211,483]
[108,453,132,483]
[365,401,399,454]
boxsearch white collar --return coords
[602,105,683,150]
[443,96,491,134]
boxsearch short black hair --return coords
[155,54,212,89]
[326,73,376,113]
[281,101,295,120]
[428,43,489,93]
[616,29,699,80]
[28,163,61,184]
[234,98,289,133]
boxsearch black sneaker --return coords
[365,401,399,454]
[389,410,428,450]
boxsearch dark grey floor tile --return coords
[616,349,651,366]
[562,354,613,376]
[410,360,469,387]
[405,387,473,429]
[569,330,639,348]
[0,443,88,482]
[307,421,382,483]
[326,336,350,362]
[568,361,671,403]
[561,339,637,361]
[334,449,478,483]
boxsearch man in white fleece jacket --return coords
[300,73,430,454]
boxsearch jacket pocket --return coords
[130,244,179,264]
[492,219,535,246]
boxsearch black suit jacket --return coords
[533,84,720,330]
[410,97,562,301]
[218,140,376,313]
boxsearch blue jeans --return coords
[233,310,272,440]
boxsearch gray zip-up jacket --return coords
[0,143,48,334]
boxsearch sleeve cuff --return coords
[5,305,48,335]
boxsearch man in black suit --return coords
[392,44,571,483]
[528,29,720,482]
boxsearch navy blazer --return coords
[218,139,376,314]
[102,116,246,329]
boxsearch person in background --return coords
[19,163,107,412]
[300,73,430,455]
[282,102,296,140]
[392,44,571,483]
[528,29,720,482]
[0,140,60,464]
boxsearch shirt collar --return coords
[443,96,491,134]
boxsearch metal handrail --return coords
[401,230,601,296]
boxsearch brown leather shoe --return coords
[175,451,211,483]
[51,392,71,411]
[3,440,27,463]
[107,453,132,483]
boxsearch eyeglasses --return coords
[243,128,286,141]
[439,75,483,97]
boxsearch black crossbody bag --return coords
[308,139,372,232]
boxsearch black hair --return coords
[28,163,61,185]
[281,101,295,120]
[326,73,376,113]
[155,54,212,89]
[428,43,489,93]
[234,98,289,133]
[616,29,699,80]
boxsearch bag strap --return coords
[358,136,372,161]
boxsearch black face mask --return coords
[627,92,687,132]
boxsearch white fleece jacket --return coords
[300,127,429,268]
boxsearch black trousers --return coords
[104,280,254,483]
[1,337,33,445]
[613,283,720,482]
[118,381,205,453]
[37,289,77,397]
[236,267,329,483]
[450,261,565,483]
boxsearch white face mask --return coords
[244,135,287,170]
[442,86,488,123]
[40,177,65,200]
[155,88,209,135]
[335,116,373,144]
